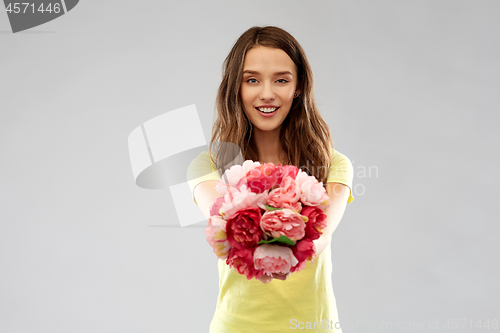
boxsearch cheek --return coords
[280,88,295,100]
[240,87,250,103]
[240,100,252,117]
[283,93,294,104]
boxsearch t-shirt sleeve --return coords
[186,151,221,206]
[326,149,355,204]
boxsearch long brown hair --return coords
[209,25,334,185]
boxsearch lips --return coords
[255,107,279,113]
[255,106,279,118]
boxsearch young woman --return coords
[187,26,354,333]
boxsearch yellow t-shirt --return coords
[187,148,354,333]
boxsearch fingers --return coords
[272,272,290,280]
[258,272,291,283]
[258,274,273,284]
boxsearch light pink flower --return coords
[213,240,231,259]
[205,215,227,247]
[215,160,261,196]
[209,196,225,216]
[260,208,306,241]
[205,215,230,259]
[254,244,299,275]
[219,184,268,220]
[267,175,301,212]
[295,170,330,208]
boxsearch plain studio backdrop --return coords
[1,1,498,332]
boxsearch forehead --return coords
[243,46,297,74]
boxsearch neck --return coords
[252,127,288,165]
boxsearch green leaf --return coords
[257,235,295,246]
[264,204,284,211]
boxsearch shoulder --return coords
[187,151,216,173]
[329,148,352,166]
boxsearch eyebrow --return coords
[242,70,293,76]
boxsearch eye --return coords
[277,79,288,83]
[246,78,258,83]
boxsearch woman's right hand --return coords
[272,272,291,281]
[257,272,291,283]
[257,274,273,284]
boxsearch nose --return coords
[259,81,275,100]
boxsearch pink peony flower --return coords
[295,170,330,208]
[290,238,317,273]
[209,196,225,217]
[205,215,227,246]
[226,247,264,280]
[272,164,299,185]
[260,208,306,242]
[267,175,301,212]
[301,206,328,241]
[219,184,268,220]
[213,240,231,259]
[280,164,299,180]
[254,244,299,275]
[226,207,263,250]
[205,215,230,259]
[215,160,262,196]
[246,163,280,194]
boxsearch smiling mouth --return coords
[256,107,279,114]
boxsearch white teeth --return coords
[258,107,277,113]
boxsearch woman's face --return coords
[240,45,300,135]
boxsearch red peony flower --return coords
[290,238,317,273]
[226,207,263,250]
[301,206,328,240]
[226,247,264,280]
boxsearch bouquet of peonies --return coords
[204,160,330,280]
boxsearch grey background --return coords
[1,1,498,332]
